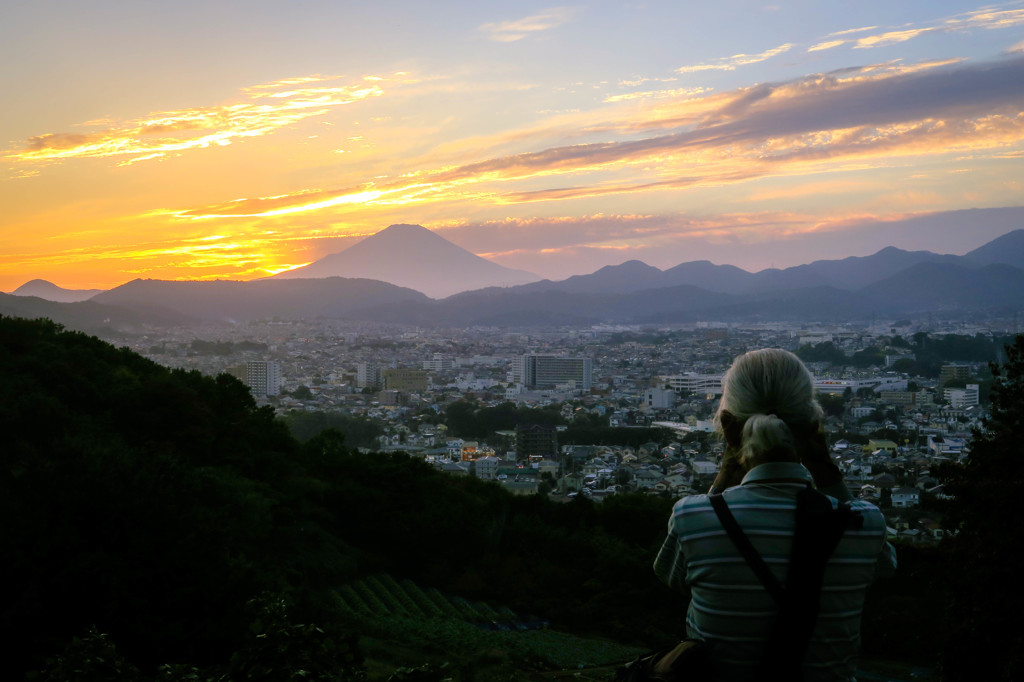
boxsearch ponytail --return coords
[739,413,798,468]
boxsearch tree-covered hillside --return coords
[0,316,336,675]
[0,316,680,679]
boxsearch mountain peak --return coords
[595,260,659,274]
[13,278,60,293]
[966,228,1024,269]
[272,224,539,298]
[380,223,433,234]
[11,279,104,303]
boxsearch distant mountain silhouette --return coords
[434,283,737,325]
[11,279,104,303]
[507,246,978,297]
[271,224,539,298]
[515,260,666,294]
[860,262,1024,312]
[659,260,757,294]
[746,246,970,293]
[12,226,1024,331]
[964,228,1024,269]
[0,292,191,334]
[92,277,431,322]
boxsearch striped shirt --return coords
[654,462,896,682]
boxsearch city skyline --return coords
[3,1,1024,291]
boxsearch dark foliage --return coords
[797,333,1015,377]
[224,595,366,681]
[905,333,1015,378]
[283,410,385,448]
[795,341,847,366]
[818,394,846,418]
[850,346,886,368]
[0,317,681,677]
[442,400,564,439]
[561,424,675,448]
[0,317,345,676]
[937,334,1024,680]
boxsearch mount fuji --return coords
[271,224,539,298]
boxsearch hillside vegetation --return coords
[4,315,1016,680]
[0,316,680,679]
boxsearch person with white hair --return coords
[654,349,896,682]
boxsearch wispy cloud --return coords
[807,40,847,53]
[604,86,710,103]
[958,6,1024,29]
[798,6,1024,57]
[826,26,880,38]
[5,74,391,165]
[845,6,1024,50]
[676,43,793,73]
[174,56,1024,220]
[854,27,934,49]
[618,76,679,87]
[479,7,576,42]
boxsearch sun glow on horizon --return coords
[3,2,1024,290]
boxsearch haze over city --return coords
[3,1,1024,292]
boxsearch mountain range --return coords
[4,224,1024,328]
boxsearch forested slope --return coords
[0,316,681,679]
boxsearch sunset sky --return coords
[2,1,1024,291]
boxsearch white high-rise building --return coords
[356,362,382,389]
[422,353,454,372]
[944,384,980,408]
[663,373,724,397]
[246,361,282,397]
[645,387,677,409]
[513,355,592,390]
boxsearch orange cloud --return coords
[825,26,879,37]
[167,57,1024,222]
[604,87,711,103]
[808,40,847,53]
[855,28,934,49]
[676,43,793,73]
[5,74,385,165]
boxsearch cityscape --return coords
[87,311,1005,544]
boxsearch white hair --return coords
[738,414,797,468]
[716,348,822,466]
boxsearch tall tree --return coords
[939,334,1024,681]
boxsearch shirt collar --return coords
[741,461,813,485]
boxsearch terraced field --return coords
[332,574,544,630]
